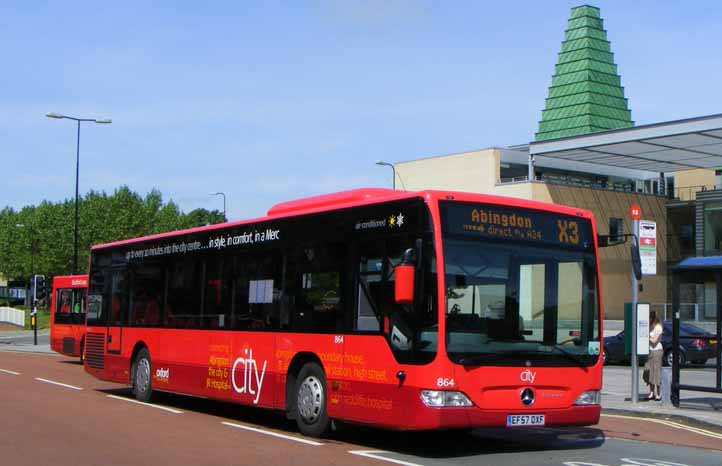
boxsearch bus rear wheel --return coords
[294,362,329,438]
[132,348,154,403]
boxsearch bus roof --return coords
[91,188,594,251]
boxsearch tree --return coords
[0,186,222,279]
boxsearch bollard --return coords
[660,366,672,405]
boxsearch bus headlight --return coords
[574,390,601,405]
[420,390,473,407]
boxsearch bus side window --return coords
[356,241,384,332]
[108,270,128,327]
[204,256,232,329]
[165,258,201,329]
[230,251,283,331]
[129,262,164,327]
[289,243,345,333]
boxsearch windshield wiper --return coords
[457,353,497,365]
[458,348,539,366]
[458,346,589,366]
[542,344,588,366]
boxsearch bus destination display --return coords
[441,201,592,249]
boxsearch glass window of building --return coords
[703,202,722,254]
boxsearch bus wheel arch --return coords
[285,353,322,417]
[130,342,154,402]
[286,355,330,438]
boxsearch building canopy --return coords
[529,113,722,173]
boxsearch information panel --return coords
[639,220,657,275]
[637,303,650,356]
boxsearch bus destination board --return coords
[441,201,593,250]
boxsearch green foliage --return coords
[0,186,226,281]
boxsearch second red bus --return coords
[50,274,88,361]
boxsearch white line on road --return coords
[222,421,323,446]
[35,377,83,390]
[106,394,183,413]
[349,450,426,466]
[602,413,722,440]
[0,368,20,375]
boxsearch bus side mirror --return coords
[395,264,415,304]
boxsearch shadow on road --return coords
[95,388,605,458]
[58,360,83,366]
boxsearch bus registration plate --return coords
[506,414,545,427]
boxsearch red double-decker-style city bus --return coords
[84,188,603,437]
[50,274,89,361]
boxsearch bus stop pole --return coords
[631,219,639,404]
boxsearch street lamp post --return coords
[375,160,396,190]
[46,112,111,273]
[210,192,227,221]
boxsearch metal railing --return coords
[650,303,719,325]
[672,184,722,201]
[0,306,25,327]
[671,308,722,406]
[498,175,666,196]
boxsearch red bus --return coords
[84,189,603,436]
[50,274,89,361]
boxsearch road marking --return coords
[349,450,426,466]
[0,368,20,375]
[106,395,183,414]
[222,421,323,446]
[602,413,722,440]
[35,377,83,390]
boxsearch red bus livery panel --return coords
[50,275,89,359]
[84,189,602,436]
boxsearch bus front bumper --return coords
[402,404,601,430]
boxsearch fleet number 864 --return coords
[437,378,455,388]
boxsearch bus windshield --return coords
[440,201,600,367]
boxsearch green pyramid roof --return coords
[535,5,633,141]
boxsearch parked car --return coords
[603,320,717,366]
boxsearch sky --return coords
[3,0,722,220]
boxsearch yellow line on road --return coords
[601,413,722,440]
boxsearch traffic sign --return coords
[629,204,641,220]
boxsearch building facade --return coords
[389,5,722,322]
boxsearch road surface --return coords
[1,351,721,466]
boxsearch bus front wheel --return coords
[132,348,154,403]
[294,362,330,438]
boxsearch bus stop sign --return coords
[629,204,641,220]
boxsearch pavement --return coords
[602,364,722,430]
[0,329,53,354]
